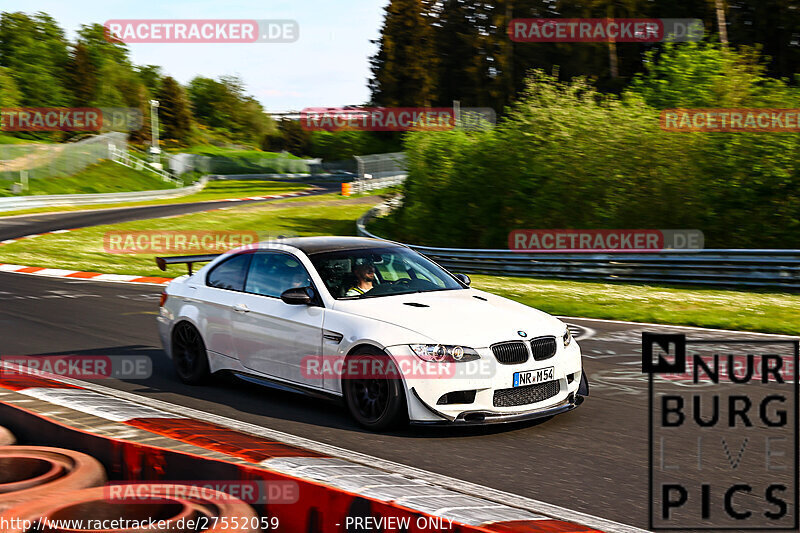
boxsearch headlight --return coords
[409,344,480,363]
[563,327,572,347]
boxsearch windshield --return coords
[309,246,464,300]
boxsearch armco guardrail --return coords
[358,204,800,289]
[0,177,207,213]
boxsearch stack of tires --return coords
[0,426,261,532]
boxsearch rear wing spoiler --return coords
[155,254,220,275]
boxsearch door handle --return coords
[232,303,250,313]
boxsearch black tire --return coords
[342,347,407,431]
[171,322,211,385]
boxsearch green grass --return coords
[2,192,796,336]
[0,180,311,217]
[177,146,308,174]
[0,133,45,145]
[0,196,383,278]
[180,145,302,159]
[0,160,173,197]
[470,275,800,336]
[170,180,308,202]
[367,209,800,335]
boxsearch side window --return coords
[207,253,252,291]
[245,253,312,298]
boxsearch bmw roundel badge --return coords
[518,331,528,338]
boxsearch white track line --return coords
[38,374,648,533]
[558,316,798,338]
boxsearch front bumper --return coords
[386,341,585,424]
[410,387,585,425]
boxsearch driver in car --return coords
[346,262,376,296]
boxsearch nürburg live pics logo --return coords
[644,332,799,530]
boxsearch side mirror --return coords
[454,273,471,287]
[281,287,313,305]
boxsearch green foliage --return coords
[183,145,308,174]
[371,0,800,115]
[157,76,193,144]
[65,42,96,106]
[0,66,21,107]
[0,16,152,140]
[182,145,300,158]
[369,0,437,106]
[135,65,163,95]
[204,155,308,175]
[0,160,172,196]
[629,43,798,109]
[430,0,494,107]
[308,131,402,160]
[73,23,136,107]
[263,119,312,156]
[0,13,277,148]
[0,133,37,144]
[187,75,276,147]
[391,48,800,249]
[0,12,70,106]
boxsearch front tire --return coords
[343,347,407,431]
[171,322,211,385]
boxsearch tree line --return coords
[381,43,800,249]
[0,11,403,159]
[0,12,275,148]
[369,0,800,112]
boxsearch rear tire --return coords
[343,347,407,431]
[171,322,211,385]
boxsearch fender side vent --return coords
[322,330,343,343]
[472,295,487,301]
[403,302,429,308]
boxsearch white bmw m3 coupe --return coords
[156,236,588,430]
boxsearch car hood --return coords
[332,288,566,348]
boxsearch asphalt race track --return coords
[0,203,796,529]
[0,185,335,242]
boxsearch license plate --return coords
[513,367,554,387]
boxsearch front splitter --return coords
[410,387,585,425]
